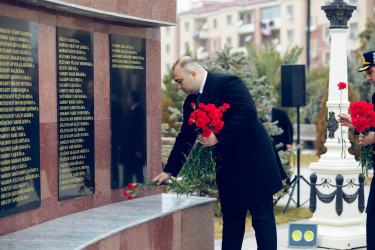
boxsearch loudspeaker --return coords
[281,64,306,107]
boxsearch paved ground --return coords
[214,165,370,250]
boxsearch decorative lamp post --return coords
[308,0,366,249]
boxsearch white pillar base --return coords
[311,223,366,249]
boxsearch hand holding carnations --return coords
[198,132,219,147]
[359,132,375,147]
[349,101,375,174]
[337,114,354,129]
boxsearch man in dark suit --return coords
[339,50,375,249]
[269,107,294,151]
[122,91,146,185]
[154,56,287,249]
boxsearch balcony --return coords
[238,23,255,34]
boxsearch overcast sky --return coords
[177,0,196,13]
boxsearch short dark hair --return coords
[172,57,203,73]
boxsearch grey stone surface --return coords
[0,194,216,250]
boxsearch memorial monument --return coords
[309,0,366,248]
[0,2,216,248]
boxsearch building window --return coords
[166,44,170,54]
[310,39,318,59]
[226,15,232,25]
[239,34,252,47]
[240,12,251,24]
[324,52,330,66]
[212,39,218,51]
[262,5,280,20]
[166,27,170,34]
[226,37,232,47]
[213,19,217,29]
[323,26,330,43]
[286,5,294,19]
[349,22,358,40]
[185,22,189,31]
[287,30,294,42]
[166,64,170,72]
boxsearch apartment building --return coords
[161,0,375,79]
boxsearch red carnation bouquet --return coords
[178,102,230,192]
[124,102,230,200]
[349,101,375,175]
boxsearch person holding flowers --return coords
[338,50,375,248]
[153,56,286,250]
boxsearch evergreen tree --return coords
[161,97,180,137]
[306,67,329,123]
[246,41,303,106]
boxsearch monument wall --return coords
[0,0,173,236]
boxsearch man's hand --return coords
[286,144,293,150]
[198,133,219,147]
[359,132,375,146]
[338,114,354,128]
[152,172,171,185]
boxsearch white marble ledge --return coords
[0,194,216,250]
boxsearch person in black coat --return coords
[339,50,375,249]
[122,91,146,185]
[270,107,294,151]
[153,56,287,249]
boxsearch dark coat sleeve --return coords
[163,95,198,177]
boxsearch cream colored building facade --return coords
[161,0,375,80]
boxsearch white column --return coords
[309,28,366,249]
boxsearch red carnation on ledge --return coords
[124,180,187,200]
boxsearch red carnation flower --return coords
[352,116,370,132]
[124,190,129,196]
[128,183,134,189]
[337,82,346,90]
[129,195,133,200]
[135,184,139,188]
[191,103,196,109]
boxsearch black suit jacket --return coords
[271,107,294,151]
[164,71,287,212]
[366,93,375,215]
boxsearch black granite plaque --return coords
[57,27,94,201]
[0,15,40,218]
[110,35,146,189]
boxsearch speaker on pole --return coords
[281,64,306,107]
[280,64,310,213]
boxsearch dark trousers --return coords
[221,196,277,250]
[368,213,375,249]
